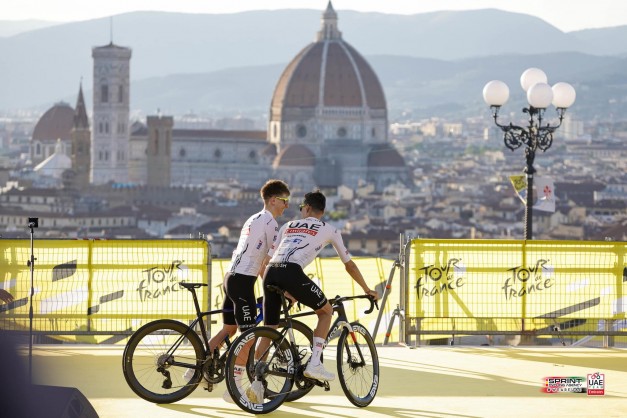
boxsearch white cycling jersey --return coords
[268,216,351,268]
[228,209,279,276]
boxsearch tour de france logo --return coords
[502,259,554,300]
[136,260,188,302]
[415,258,466,299]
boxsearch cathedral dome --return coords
[270,2,386,120]
[32,102,74,141]
[273,144,315,167]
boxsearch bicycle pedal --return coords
[204,382,214,392]
[323,381,330,391]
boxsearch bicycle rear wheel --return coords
[278,319,315,402]
[226,326,295,414]
[122,319,205,403]
[336,322,379,407]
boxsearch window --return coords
[214,148,222,159]
[296,125,307,138]
[337,127,347,138]
[179,148,186,158]
[101,85,108,103]
[118,85,124,103]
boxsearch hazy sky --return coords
[1,0,625,32]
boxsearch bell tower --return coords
[91,42,132,184]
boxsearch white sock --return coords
[233,365,246,391]
[309,337,325,367]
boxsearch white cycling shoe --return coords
[304,363,335,381]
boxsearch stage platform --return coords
[24,344,627,417]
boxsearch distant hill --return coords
[0,19,61,37]
[118,52,626,120]
[1,9,626,115]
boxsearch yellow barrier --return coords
[0,239,393,343]
[0,239,209,342]
[4,237,624,344]
[406,239,627,338]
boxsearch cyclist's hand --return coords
[365,289,379,300]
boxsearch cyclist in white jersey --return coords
[262,190,379,383]
[203,179,290,402]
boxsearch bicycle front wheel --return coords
[336,322,379,407]
[122,319,205,403]
[226,326,295,414]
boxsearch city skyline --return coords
[0,0,626,32]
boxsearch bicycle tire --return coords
[278,319,315,402]
[225,326,295,414]
[122,319,205,404]
[336,322,380,407]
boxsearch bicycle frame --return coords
[169,283,266,370]
[259,286,376,378]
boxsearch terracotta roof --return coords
[262,143,277,157]
[274,144,316,167]
[367,145,405,167]
[270,6,386,119]
[32,102,74,141]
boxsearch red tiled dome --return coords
[270,3,386,120]
[32,102,74,141]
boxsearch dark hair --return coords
[260,179,290,201]
[303,190,325,212]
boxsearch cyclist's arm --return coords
[329,226,378,299]
[344,260,379,299]
[258,254,271,278]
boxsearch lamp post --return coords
[483,68,576,239]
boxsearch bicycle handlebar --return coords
[330,294,379,314]
[266,284,378,315]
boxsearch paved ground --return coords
[23,344,627,417]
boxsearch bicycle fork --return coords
[332,321,367,369]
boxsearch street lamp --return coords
[483,68,576,239]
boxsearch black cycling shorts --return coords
[222,272,258,331]
[263,262,327,326]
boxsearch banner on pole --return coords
[509,175,555,213]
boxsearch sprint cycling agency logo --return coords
[542,373,605,395]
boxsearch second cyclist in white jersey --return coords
[263,190,379,382]
[206,179,290,402]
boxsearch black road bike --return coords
[225,284,380,414]
[122,282,315,404]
